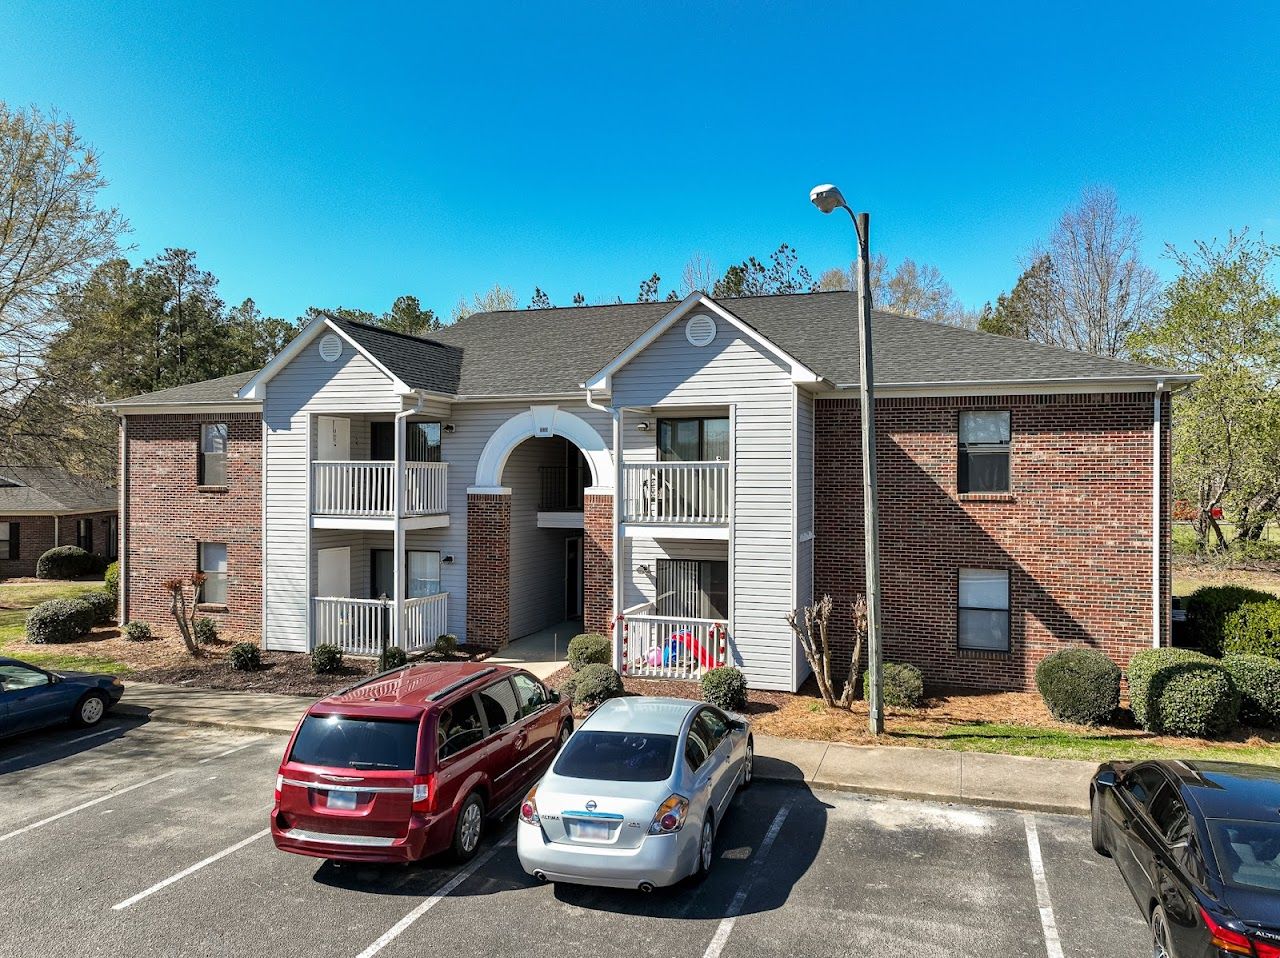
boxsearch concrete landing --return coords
[486,621,576,680]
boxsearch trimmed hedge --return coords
[79,589,117,626]
[193,616,218,645]
[1127,648,1240,737]
[1184,585,1277,655]
[123,621,153,642]
[104,561,120,601]
[1221,654,1280,728]
[571,664,623,707]
[567,633,611,672]
[379,646,408,671]
[25,597,95,644]
[434,633,458,655]
[1035,647,1121,726]
[1222,600,1280,660]
[35,545,100,580]
[311,643,344,674]
[228,642,262,671]
[865,662,925,708]
[701,666,748,712]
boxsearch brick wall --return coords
[466,493,511,649]
[124,412,262,634]
[583,493,613,636]
[813,392,1171,691]
[0,510,117,579]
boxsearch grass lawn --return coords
[0,578,127,673]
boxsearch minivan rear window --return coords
[289,715,419,771]
[553,731,678,783]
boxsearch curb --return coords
[114,704,295,737]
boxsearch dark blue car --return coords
[0,656,124,738]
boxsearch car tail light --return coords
[1255,941,1280,958]
[412,774,435,813]
[648,795,690,835]
[274,773,283,803]
[519,785,539,826]
[1201,907,1255,956]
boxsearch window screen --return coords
[958,411,1011,493]
[958,569,1010,651]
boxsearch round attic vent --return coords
[685,313,717,347]
[318,334,343,362]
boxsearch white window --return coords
[200,423,228,485]
[199,542,228,606]
[406,551,441,598]
[958,569,1010,651]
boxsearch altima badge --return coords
[585,800,597,811]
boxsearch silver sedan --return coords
[516,696,753,891]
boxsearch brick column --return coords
[466,493,511,649]
[583,493,613,637]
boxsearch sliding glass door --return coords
[656,559,728,621]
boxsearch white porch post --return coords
[612,406,624,670]
[393,409,408,648]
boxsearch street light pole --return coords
[810,185,883,735]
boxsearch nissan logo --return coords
[585,800,597,811]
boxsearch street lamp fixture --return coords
[810,182,884,735]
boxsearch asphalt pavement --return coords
[1,716,1150,958]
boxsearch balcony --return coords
[313,593,448,656]
[621,462,730,535]
[311,461,449,527]
[618,609,728,680]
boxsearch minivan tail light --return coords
[1200,907,1254,956]
[519,785,539,826]
[648,795,690,835]
[274,773,283,803]
[412,774,434,813]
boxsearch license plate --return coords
[326,790,357,810]
[571,820,611,841]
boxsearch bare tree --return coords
[884,258,968,326]
[785,594,867,709]
[164,573,207,655]
[680,252,717,295]
[451,283,517,322]
[1030,186,1160,357]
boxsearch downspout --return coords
[584,388,622,668]
[119,415,129,623]
[1152,381,1164,648]
[393,394,426,650]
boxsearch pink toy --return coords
[646,646,663,668]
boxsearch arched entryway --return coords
[466,406,614,652]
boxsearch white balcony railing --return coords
[619,613,728,680]
[313,593,449,656]
[621,461,729,524]
[311,461,448,517]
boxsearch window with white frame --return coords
[958,568,1010,651]
[198,542,228,606]
[199,423,229,486]
[406,551,441,598]
[0,521,16,560]
[958,410,1011,493]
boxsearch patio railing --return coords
[621,461,729,524]
[313,593,448,655]
[617,610,728,680]
[311,460,449,517]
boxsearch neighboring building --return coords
[0,465,118,578]
[106,291,1192,691]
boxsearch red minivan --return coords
[271,663,572,864]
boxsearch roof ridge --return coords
[325,314,464,354]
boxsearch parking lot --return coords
[2,716,1150,958]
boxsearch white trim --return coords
[824,375,1198,399]
[466,486,512,496]
[727,402,737,670]
[621,523,731,541]
[1152,385,1164,648]
[238,316,412,400]
[790,387,800,692]
[303,413,314,652]
[311,515,396,531]
[582,292,823,392]
[260,417,268,643]
[583,485,615,497]
[472,405,614,490]
[119,415,129,624]
[103,401,261,416]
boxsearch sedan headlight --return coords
[648,794,690,835]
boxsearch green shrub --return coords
[571,663,623,707]
[1127,648,1240,737]
[379,646,408,671]
[104,561,120,601]
[78,589,117,626]
[35,545,97,580]
[559,672,578,703]
[864,662,925,708]
[434,633,458,655]
[1184,585,1277,655]
[228,642,262,671]
[1222,600,1280,660]
[1035,647,1121,726]
[25,597,94,644]
[567,633,611,672]
[193,616,218,645]
[701,666,748,712]
[311,643,344,674]
[1221,654,1280,728]
[123,621,153,642]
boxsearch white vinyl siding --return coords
[611,317,797,690]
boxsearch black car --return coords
[1091,760,1280,958]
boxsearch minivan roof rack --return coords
[427,667,498,702]
[331,662,416,698]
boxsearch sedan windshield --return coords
[1207,819,1280,892]
[289,715,419,771]
[553,731,678,783]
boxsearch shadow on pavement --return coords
[0,713,150,774]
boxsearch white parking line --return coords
[355,836,513,958]
[113,827,271,910]
[198,737,264,764]
[0,770,175,843]
[1023,813,1065,958]
[0,725,123,765]
[702,798,794,958]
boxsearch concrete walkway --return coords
[115,681,1094,815]
[486,621,574,680]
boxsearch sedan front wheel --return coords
[73,692,108,728]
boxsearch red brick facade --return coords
[466,493,511,649]
[813,392,1171,691]
[122,413,262,634]
[0,510,117,579]
[582,493,613,636]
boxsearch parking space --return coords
[1,721,1149,958]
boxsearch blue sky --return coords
[3,1,1278,320]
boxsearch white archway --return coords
[471,405,613,492]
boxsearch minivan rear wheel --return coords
[452,793,485,863]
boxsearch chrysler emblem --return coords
[585,800,597,811]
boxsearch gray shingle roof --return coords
[328,317,462,394]
[0,465,116,514]
[112,370,259,407]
